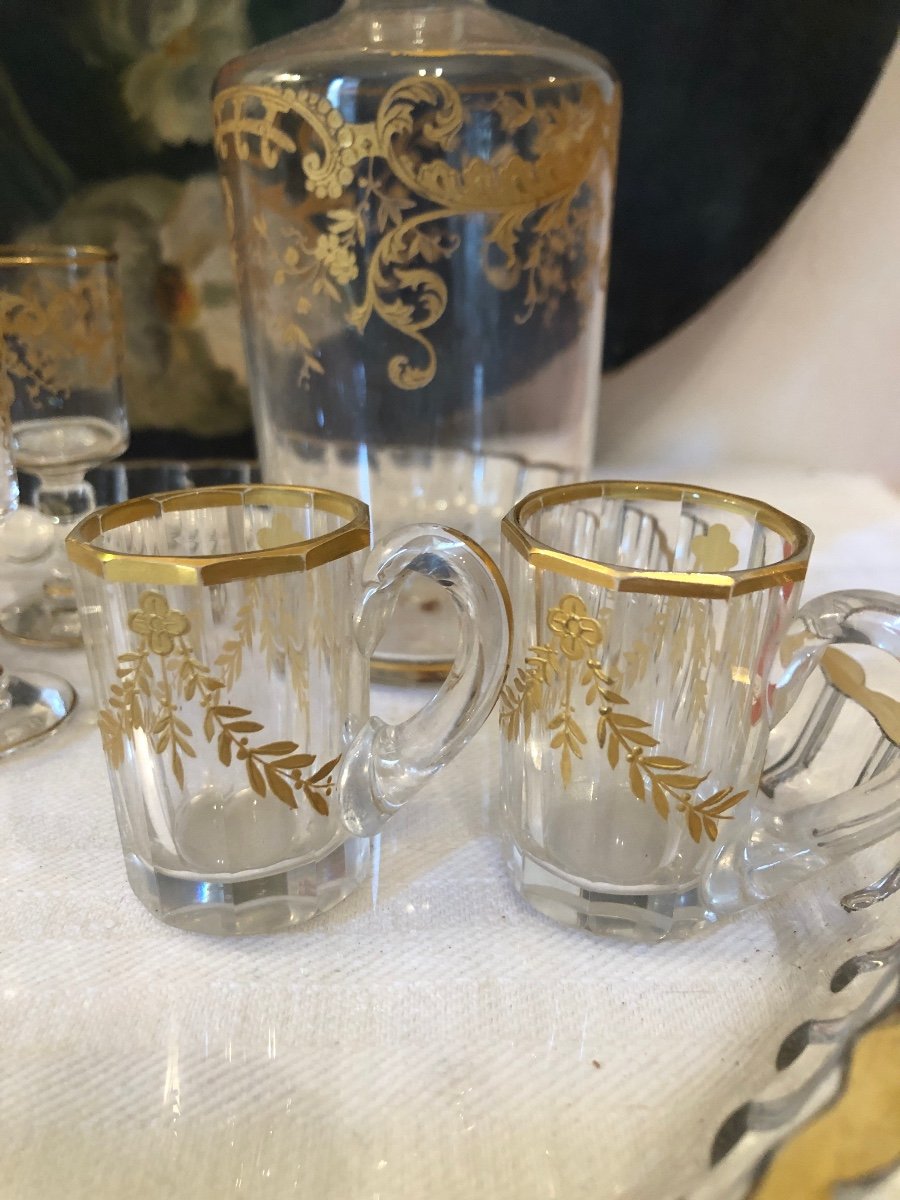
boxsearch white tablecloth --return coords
[1,466,899,1200]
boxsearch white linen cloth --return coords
[1,466,898,1200]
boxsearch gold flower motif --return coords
[312,233,358,284]
[690,523,740,572]
[127,591,190,656]
[257,511,300,550]
[547,594,602,660]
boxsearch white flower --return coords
[21,173,249,434]
[159,175,246,383]
[88,0,250,146]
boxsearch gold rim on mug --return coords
[66,484,371,587]
[502,480,813,600]
[0,244,117,267]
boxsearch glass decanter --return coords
[213,0,619,677]
[213,0,620,511]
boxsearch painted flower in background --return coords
[19,172,249,435]
[78,0,249,146]
[159,175,246,384]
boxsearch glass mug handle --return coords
[338,524,511,837]
[739,589,900,905]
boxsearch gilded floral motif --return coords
[500,594,748,843]
[690,523,740,572]
[213,75,618,390]
[256,511,300,550]
[547,594,602,660]
[311,233,359,285]
[24,174,250,433]
[127,591,189,656]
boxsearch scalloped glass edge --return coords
[691,930,900,1200]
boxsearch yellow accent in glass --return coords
[0,252,122,411]
[690,522,740,572]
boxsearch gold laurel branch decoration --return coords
[214,580,309,702]
[99,591,335,815]
[499,593,748,843]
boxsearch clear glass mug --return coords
[66,484,510,934]
[499,480,900,940]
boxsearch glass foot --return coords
[0,668,76,756]
[0,592,82,648]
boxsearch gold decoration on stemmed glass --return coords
[0,262,121,415]
[0,245,128,648]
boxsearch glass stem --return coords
[35,475,95,598]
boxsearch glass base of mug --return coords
[508,843,713,942]
[123,837,371,935]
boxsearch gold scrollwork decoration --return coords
[500,594,748,843]
[213,74,617,389]
[99,591,338,816]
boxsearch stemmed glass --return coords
[0,245,129,647]
[0,387,75,754]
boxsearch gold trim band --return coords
[66,484,371,586]
[502,480,812,600]
[0,244,116,267]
